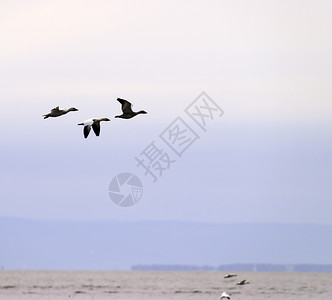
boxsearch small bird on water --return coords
[77,118,110,138]
[115,98,147,119]
[43,106,78,119]
[220,291,231,299]
[236,279,250,285]
[224,273,237,279]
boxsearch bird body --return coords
[115,98,147,119]
[236,279,250,285]
[220,292,231,299]
[78,118,110,138]
[224,274,237,279]
[43,106,78,119]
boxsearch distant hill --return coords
[1,217,332,270]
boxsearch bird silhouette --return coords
[43,106,78,119]
[236,279,250,285]
[115,98,147,119]
[224,274,237,279]
[77,118,110,138]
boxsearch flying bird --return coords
[220,292,231,299]
[43,106,78,119]
[236,279,250,285]
[115,98,147,119]
[77,118,110,138]
[224,274,237,279]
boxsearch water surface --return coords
[0,271,331,299]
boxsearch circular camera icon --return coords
[108,173,143,207]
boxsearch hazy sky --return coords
[1,0,331,224]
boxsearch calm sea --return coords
[0,271,331,300]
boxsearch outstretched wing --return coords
[51,106,60,113]
[117,98,133,114]
[84,125,91,138]
[92,121,100,136]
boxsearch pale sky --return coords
[0,0,331,224]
